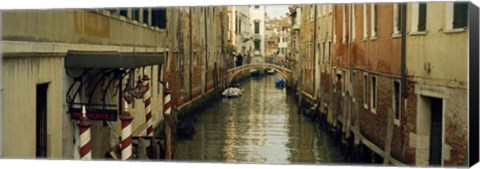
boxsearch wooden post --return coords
[120,101,134,160]
[78,106,92,160]
[384,108,394,165]
[163,83,174,160]
[143,74,153,137]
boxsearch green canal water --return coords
[175,74,346,164]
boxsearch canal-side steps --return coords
[295,88,406,166]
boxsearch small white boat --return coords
[222,87,244,98]
[266,69,276,74]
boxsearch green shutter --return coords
[133,9,140,21]
[453,2,468,28]
[418,3,426,31]
[397,4,402,32]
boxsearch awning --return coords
[65,50,165,68]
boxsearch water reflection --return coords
[175,75,345,164]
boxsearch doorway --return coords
[429,97,443,165]
[36,83,48,158]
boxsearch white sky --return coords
[265,5,290,19]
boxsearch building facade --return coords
[227,6,252,55]
[291,2,470,166]
[250,5,266,57]
[1,6,228,159]
[404,2,468,166]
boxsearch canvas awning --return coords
[65,50,165,68]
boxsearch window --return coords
[143,8,149,24]
[239,18,242,33]
[255,6,260,9]
[333,6,337,44]
[328,41,331,63]
[254,40,260,50]
[363,73,368,108]
[351,4,356,42]
[370,76,377,113]
[255,21,260,34]
[342,5,346,43]
[393,3,402,35]
[120,9,128,18]
[152,8,167,29]
[322,42,326,63]
[363,4,368,39]
[342,70,346,94]
[453,2,468,28]
[418,3,427,31]
[370,4,377,39]
[132,8,141,21]
[393,81,401,125]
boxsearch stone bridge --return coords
[226,63,293,85]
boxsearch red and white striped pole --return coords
[143,74,153,137]
[78,106,92,160]
[120,101,134,160]
[163,82,174,159]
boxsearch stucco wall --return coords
[406,2,468,166]
[2,56,64,158]
[406,2,468,89]
[2,10,168,48]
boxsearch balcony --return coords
[241,31,251,41]
[253,34,262,40]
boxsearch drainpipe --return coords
[0,12,3,156]
[313,5,318,98]
[189,7,193,100]
[205,7,208,93]
[401,3,406,98]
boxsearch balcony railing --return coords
[241,31,251,41]
[253,34,262,40]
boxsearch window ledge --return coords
[363,104,368,110]
[371,108,376,114]
[394,119,400,126]
[370,36,377,40]
[362,38,368,42]
[409,31,427,36]
[444,28,467,34]
[392,33,402,38]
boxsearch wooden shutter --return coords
[418,3,427,31]
[453,2,468,28]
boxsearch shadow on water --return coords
[174,74,346,165]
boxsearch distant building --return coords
[227,6,253,55]
[250,5,266,57]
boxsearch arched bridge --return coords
[226,63,293,85]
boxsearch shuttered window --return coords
[453,2,468,28]
[254,40,260,50]
[418,3,426,31]
[132,8,140,21]
[143,9,149,24]
[396,4,402,32]
[152,8,167,29]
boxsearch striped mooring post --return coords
[163,82,174,159]
[143,74,153,136]
[78,106,92,160]
[120,101,134,160]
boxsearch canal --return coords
[175,74,346,164]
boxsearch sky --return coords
[265,5,290,19]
